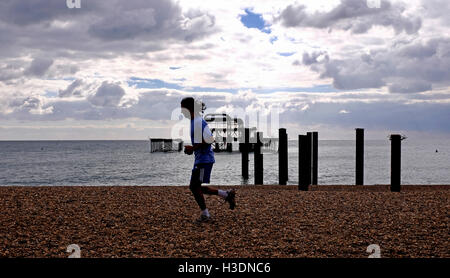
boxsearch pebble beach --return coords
[0,185,448,258]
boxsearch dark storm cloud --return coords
[0,0,217,59]
[0,63,23,81]
[24,57,54,77]
[0,55,72,82]
[302,51,329,65]
[58,79,84,98]
[388,81,432,94]
[277,0,421,34]
[89,81,126,107]
[3,95,54,118]
[301,38,450,93]
[87,0,215,42]
[9,96,41,110]
[0,0,93,26]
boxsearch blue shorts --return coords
[190,163,214,184]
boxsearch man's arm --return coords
[189,133,215,151]
[185,123,214,153]
[191,141,212,151]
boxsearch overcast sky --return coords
[0,0,449,140]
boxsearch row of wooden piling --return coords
[240,128,405,192]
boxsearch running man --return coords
[180,97,236,222]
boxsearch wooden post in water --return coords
[278,128,288,185]
[306,132,313,186]
[241,128,249,179]
[226,143,233,152]
[298,135,309,191]
[312,131,318,185]
[254,132,263,185]
[355,128,364,185]
[390,134,403,192]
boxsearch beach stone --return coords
[0,185,448,258]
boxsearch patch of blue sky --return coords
[62,77,77,81]
[240,8,271,34]
[277,52,296,57]
[44,91,58,98]
[128,77,182,90]
[270,36,278,44]
[261,27,271,34]
[129,77,339,94]
[287,37,298,43]
[45,77,76,81]
[129,77,237,93]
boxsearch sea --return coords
[0,139,449,186]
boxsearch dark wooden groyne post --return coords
[278,128,288,185]
[306,132,313,186]
[254,132,263,185]
[241,128,250,179]
[390,134,404,192]
[226,142,233,152]
[312,131,318,185]
[298,135,309,191]
[355,128,364,185]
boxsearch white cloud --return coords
[276,0,422,34]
